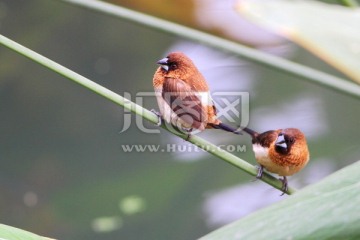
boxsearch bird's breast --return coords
[253,144,271,163]
[253,143,295,176]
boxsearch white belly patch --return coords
[253,144,270,163]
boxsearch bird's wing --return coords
[162,78,208,129]
[256,130,278,147]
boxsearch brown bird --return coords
[242,127,310,193]
[152,52,239,135]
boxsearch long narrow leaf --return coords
[200,161,360,240]
[0,224,54,240]
[60,0,360,99]
[236,0,360,84]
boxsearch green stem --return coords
[0,34,295,195]
[60,0,360,99]
[339,0,359,7]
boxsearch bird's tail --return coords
[209,122,242,135]
[209,123,260,138]
[241,127,259,139]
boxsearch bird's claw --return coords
[256,165,264,179]
[182,127,193,141]
[251,165,263,182]
[151,109,162,126]
[279,176,288,196]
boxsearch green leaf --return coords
[236,0,360,84]
[0,224,54,240]
[200,161,360,240]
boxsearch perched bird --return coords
[152,52,239,135]
[242,127,310,193]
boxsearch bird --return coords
[152,52,239,136]
[242,127,310,194]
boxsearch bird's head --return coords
[156,52,198,79]
[274,128,307,155]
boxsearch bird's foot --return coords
[279,176,288,196]
[181,127,193,141]
[251,165,264,182]
[151,109,162,126]
[256,165,264,179]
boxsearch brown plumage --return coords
[242,127,310,193]
[153,52,239,134]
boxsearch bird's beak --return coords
[275,134,287,149]
[157,57,169,71]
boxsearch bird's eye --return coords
[288,137,295,144]
[169,63,177,70]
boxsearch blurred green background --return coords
[0,0,359,239]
